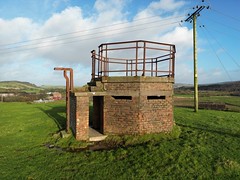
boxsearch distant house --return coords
[52,92,62,100]
[0,93,15,102]
[0,93,15,97]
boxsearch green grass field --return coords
[174,94,240,112]
[0,101,240,179]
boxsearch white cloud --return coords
[52,0,70,8]
[175,63,193,83]
[32,7,89,65]
[160,26,193,63]
[161,26,192,46]
[198,68,227,84]
[94,0,125,12]
[134,0,185,19]
[149,0,185,11]
[0,17,37,46]
[1,0,234,86]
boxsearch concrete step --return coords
[89,127,107,142]
[88,81,104,92]
[89,86,102,92]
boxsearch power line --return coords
[0,16,185,52]
[202,25,240,69]
[203,25,240,41]
[0,15,185,48]
[0,20,182,55]
[199,26,232,81]
[0,21,182,54]
[0,14,161,47]
[207,18,240,33]
[210,8,240,22]
[204,0,212,8]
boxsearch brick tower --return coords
[70,40,176,140]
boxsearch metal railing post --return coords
[135,42,138,76]
[143,42,146,76]
[155,58,158,77]
[103,45,108,76]
[91,50,96,80]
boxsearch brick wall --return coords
[97,76,175,135]
[70,76,175,140]
[70,93,89,140]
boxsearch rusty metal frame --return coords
[91,40,176,80]
[54,67,74,133]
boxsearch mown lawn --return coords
[0,101,240,179]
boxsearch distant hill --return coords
[0,81,42,93]
[174,83,192,88]
[1,80,239,95]
[198,81,240,92]
[0,81,68,94]
[175,81,240,95]
[41,85,65,89]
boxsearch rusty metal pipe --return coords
[63,70,70,133]
[69,69,73,91]
[54,67,74,133]
[54,67,73,92]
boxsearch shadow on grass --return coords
[38,106,66,131]
[177,122,240,139]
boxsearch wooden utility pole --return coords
[185,5,207,112]
[193,14,198,112]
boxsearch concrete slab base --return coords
[60,130,71,138]
[89,127,107,142]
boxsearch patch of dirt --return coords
[44,140,123,152]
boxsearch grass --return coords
[200,95,240,106]
[0,101,240,179]
[174,93,240,112]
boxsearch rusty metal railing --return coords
[91,40,176,80]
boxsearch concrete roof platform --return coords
[89,127,107,142]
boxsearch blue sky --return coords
[0,0,239,86]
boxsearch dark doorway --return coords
[92,96,104,133]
